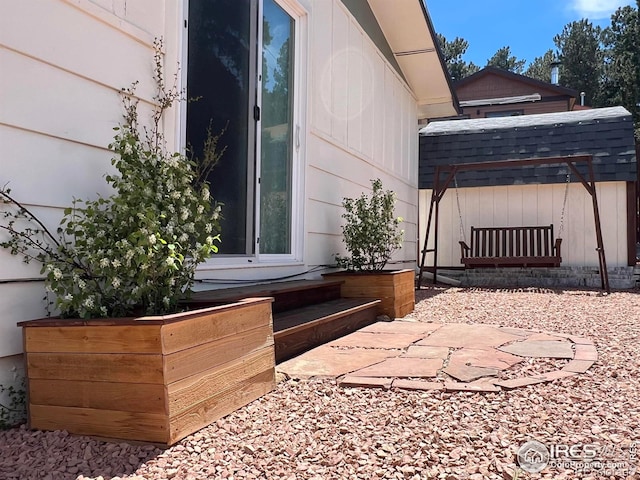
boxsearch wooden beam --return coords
[437,155,593,172]
[587,158,610,293]
[567,162,593,195]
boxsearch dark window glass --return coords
[187,0,254,254]
[260,0,294,254]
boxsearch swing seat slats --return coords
[460,225,562,268]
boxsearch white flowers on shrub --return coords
[0,39,223,318]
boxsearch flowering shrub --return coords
[0,39,222,318]
[334,179,404,271]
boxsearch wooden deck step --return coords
[186,279,343,313]
[274,298,381,363]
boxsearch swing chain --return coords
[454,175,466,243]
[558,172,570,238]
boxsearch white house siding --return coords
[0,0,172,385]
[418,182,629,268]
[307,0,419,270]
[0,0,426,375]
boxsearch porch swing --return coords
[417,155,610,292]
[456,173,569,268]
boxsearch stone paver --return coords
[417,323,523,348]
[392,379,444,391]
[276,319,597,392]
[498,340,574,358]
[327,332,425,349]
[497,326,536,336]
[278,345,395,378]
[562,360,595,373]
[339,376,392,389]
[443,364,500,382]
[360,320,442,335]
[524,333,569,342]
[351,357,443,378]
[403,345,450,359]
[573,344,598,361]
[569,335,595,345]
[446,347,523,370]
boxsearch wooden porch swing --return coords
[454,171,568,268]
[417,155,610,292]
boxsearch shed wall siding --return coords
[419,182,628,268]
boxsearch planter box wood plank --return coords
[168,349,274,444]
[29,404,169,443]
[323,269,415,318]
[23,324,161,353]
[28,379,166,413]
[19,297,276,445]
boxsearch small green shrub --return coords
[0,380,26,430]
[335,179,404,271]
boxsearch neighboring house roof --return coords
[368,0,460,119]
[418,107,637,189]
[455,66,578,100]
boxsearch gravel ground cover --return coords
[1,286,638,479]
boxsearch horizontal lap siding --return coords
[0,0,169,357]
[419,182,628,267]
[308,0,419,270]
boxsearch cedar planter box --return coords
[322,269,415,319]
[18,297,275,446]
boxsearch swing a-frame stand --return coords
[418,155,610,293]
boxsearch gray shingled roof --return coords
[418,107,637,189]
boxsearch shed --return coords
[418,107,637,273]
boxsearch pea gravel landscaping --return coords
[1,286,638,480]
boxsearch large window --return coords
[186,0,299,258]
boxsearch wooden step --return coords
[186,279,343,313]
[274,298,381,363]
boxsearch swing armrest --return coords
[459,240,471,259]
[554,238,562,258]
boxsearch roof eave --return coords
[368,0,460,119]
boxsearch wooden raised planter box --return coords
[18,297,275,446]
[322,269,415,319]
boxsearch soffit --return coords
[368,0,459,119]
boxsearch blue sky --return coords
[426,0,635,69]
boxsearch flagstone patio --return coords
[277,320,597,392]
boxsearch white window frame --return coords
[179,0,308,267]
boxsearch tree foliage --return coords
[436,34,480,82]
[486,46,526,74]
[525,49,557,82]
[553,19,605,106]
[601,3,640,137]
